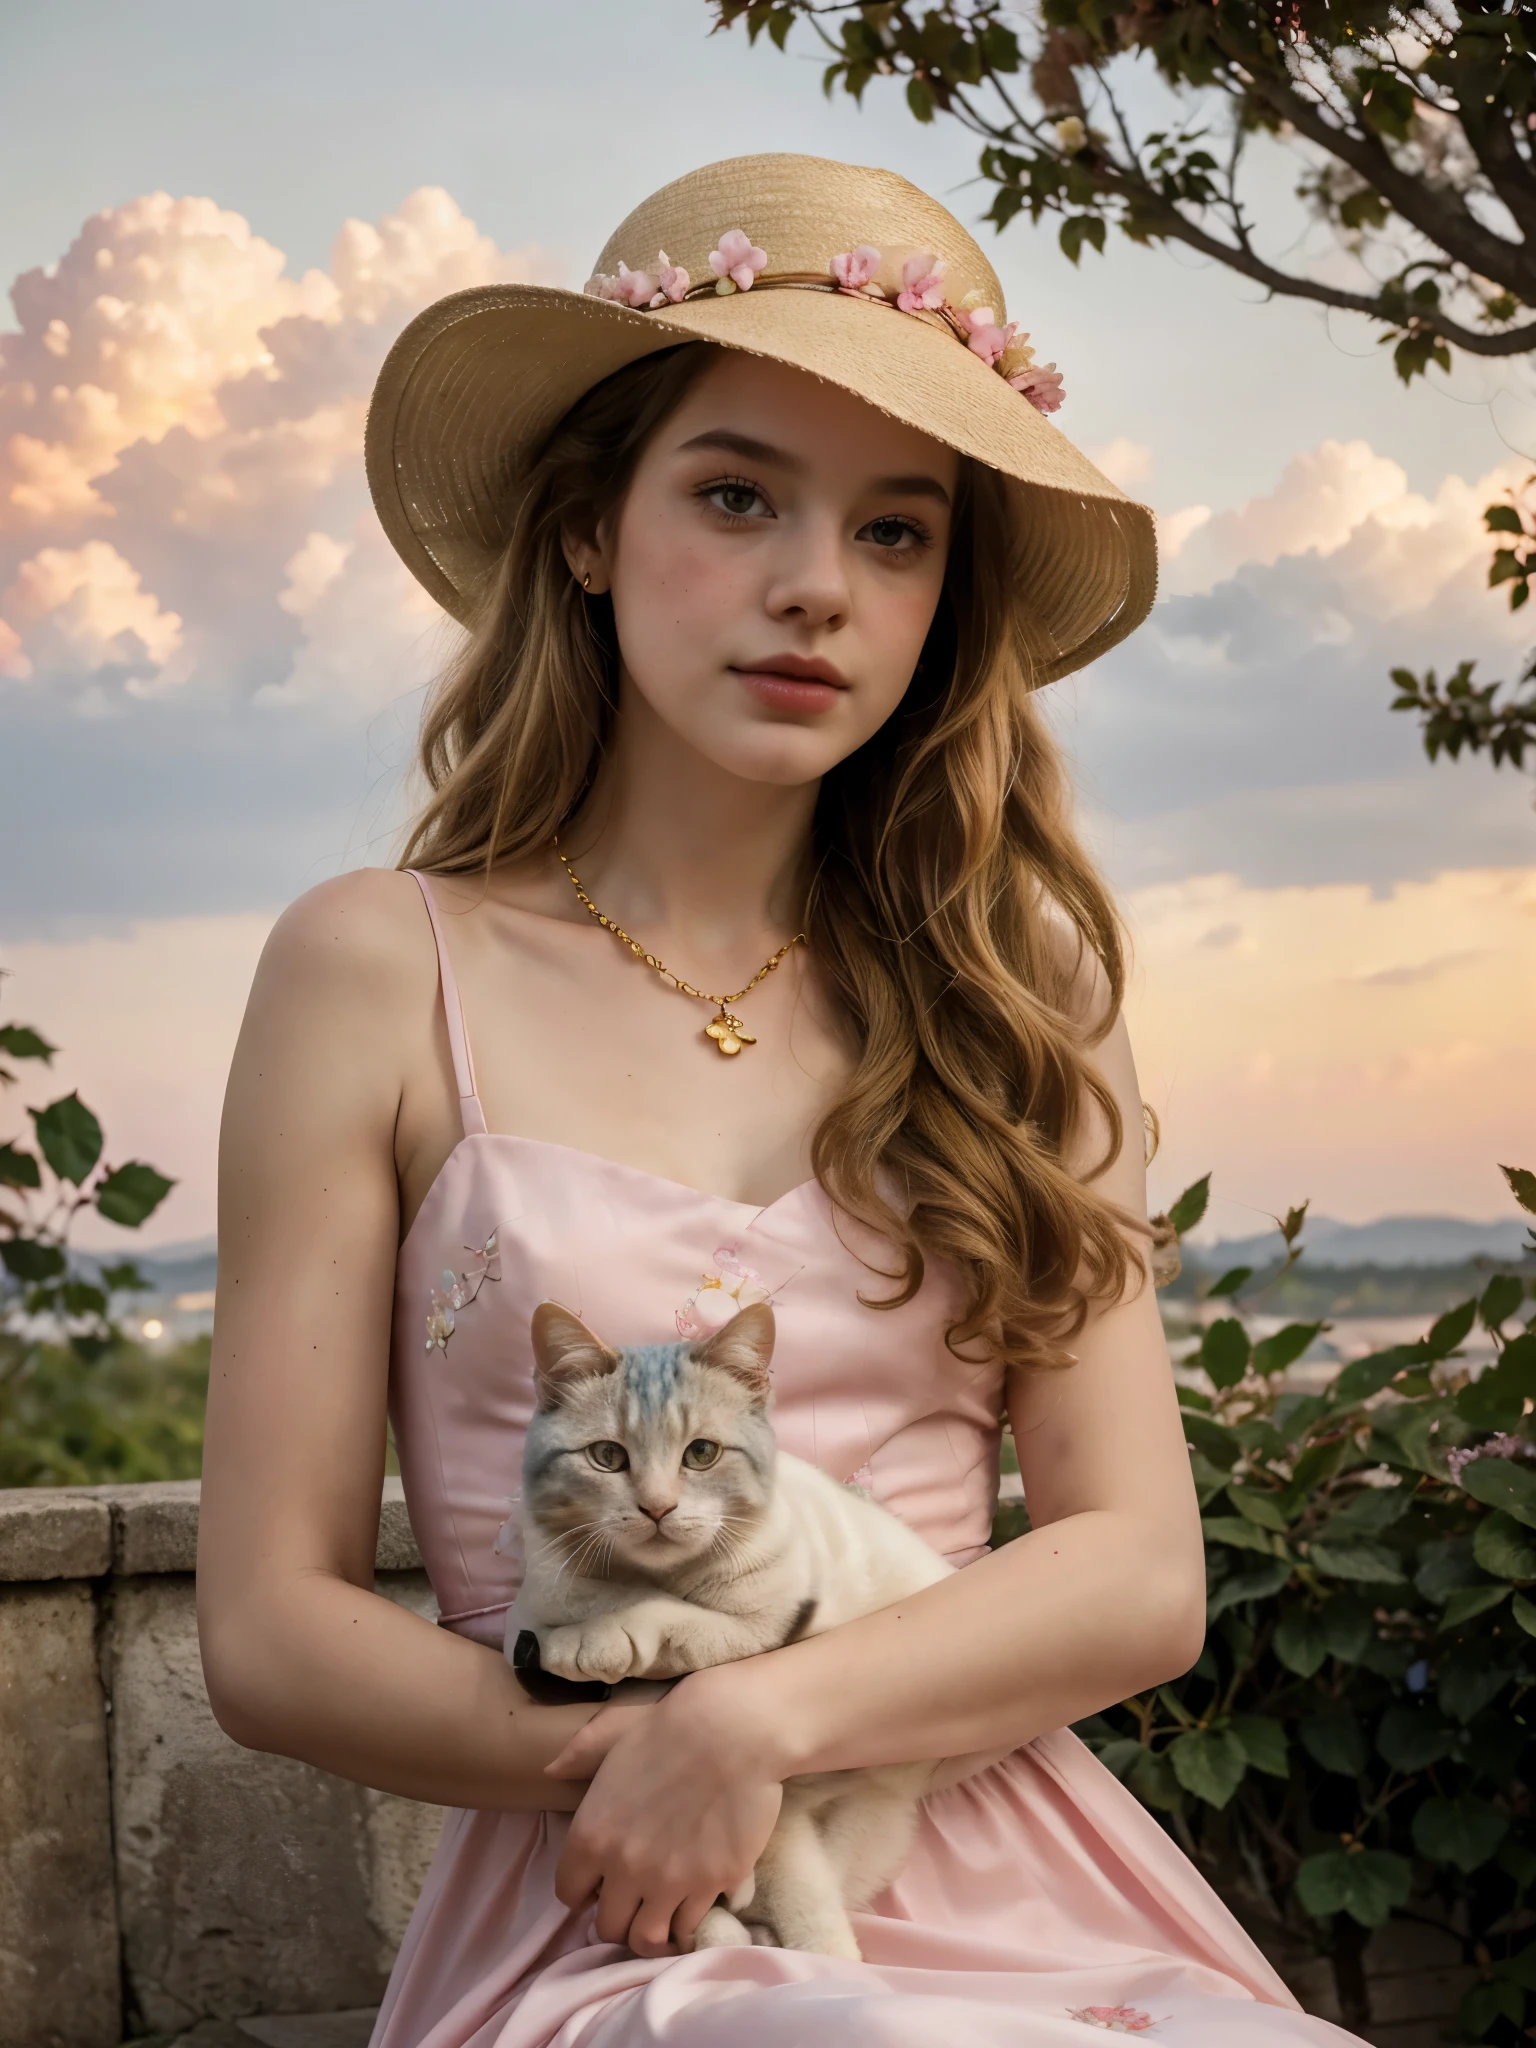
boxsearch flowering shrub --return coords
[1072,1165,1536,2039]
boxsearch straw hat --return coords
[366,153,1156,682]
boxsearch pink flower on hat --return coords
[963,306,1018,367]
[1009,361,1066,414]
[616,261,657,309]
[896,252,947,312]
[582,274,629,303]
[653,252,691,304]
[709,228,768,292]
[831,244,882,295]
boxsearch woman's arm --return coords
[196,870,602,1809]
[548,998,1206,1947]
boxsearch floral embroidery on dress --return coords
[845,1460,877,1495]
[675,1244,777,1340]
[1067,2007,1164,2033]
[493,1494,524,1571]
[425,1229,501,1355]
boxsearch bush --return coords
[1074,1165,1536,2040]
[2,983,177,1473]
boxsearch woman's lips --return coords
[731,660,848,714]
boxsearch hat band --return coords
[583,230,1065,417]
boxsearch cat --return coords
[503,1296,1006,1960]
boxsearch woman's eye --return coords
[703,479,770,521]
[682,1439,722,1470]
[861,514,926,551]
[586,1441,629,1471]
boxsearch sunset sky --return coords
[2,0,1533,1249]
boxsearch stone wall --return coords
[0,1481,442,2048]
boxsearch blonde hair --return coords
[401,343,1136,1369]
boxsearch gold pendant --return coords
[705,1009,756,1056]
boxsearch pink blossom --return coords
[1448,1432,1536,1482]
[831,244,882,294]
[963,306,1018,366]
[653,251,690,304]
[616,261,656,309]
[1009,362,1067,414]
[582,274,630,303]
[896,251,948,313]
[709,228,768,292]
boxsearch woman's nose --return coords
[765,520,850,631]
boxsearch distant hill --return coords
[78,1237,218,1297]
[1190,1215,1531,1271]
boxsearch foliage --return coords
[1,974,176,1451]
[0,1334,209,1488]
[712,1,1536,384]
[1074,1162,1536,2036]
[1391,477,1536,784]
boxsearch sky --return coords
[1,0,1533,1249]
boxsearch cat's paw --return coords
[690,1906,754,1951]
[539,1620,642,1685]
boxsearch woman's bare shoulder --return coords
[255,867,434,1003]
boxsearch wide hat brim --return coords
[367,168,1156,684]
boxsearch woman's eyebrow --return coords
[678,429,951,506]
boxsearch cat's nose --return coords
[639,1501,677,1524]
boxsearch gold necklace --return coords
[555,841,806,1057]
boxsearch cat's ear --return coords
[530,1301,619,1408]
[696,1301,775,1401]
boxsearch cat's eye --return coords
[682,1439,722,1470]
[586,1441,629,1472]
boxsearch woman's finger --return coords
[593,1879,644,1948]
[626,1895,682,1958]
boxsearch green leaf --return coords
[1167,1174,1210,1235]
[1503,1165,1536,1218]
[1439,1645,1514,1723]
[1188,1448,1230,1506]
[1206,1265,1251,1299]
[1252,1322,1326,1375]
[1229,1487,1289,1533]
[1460,1979,1525,2036]
[0,1142,41,1189]
[1274,1607,1328,1678]
[1414,1795,1509,1873]
[1168,1727,1247,1809]
[1440,1583,1509,1629]
[30,1093,103,1185]
[1501,1938,1536,1991]
[0,1237,66,1281]
[1201,1317,1251,1390]
[1206,1555,1292,1620]
[1319,1596,1373,1663]
[1428,1300,1478,1357]
[1295,1848,1411,1927]
[1181,1408,1239,1469]
[1091,1738,1145,1783]
[1333,1344,1429,1405]
[1474,1511,1536,1582]
[1229,1714,1288,1779]
[0,1023,55,1062]
[905,75,934,122]
[1327,1483,1410,1535]
[1481,1274,1526,1332]
[1512,1593,1536,1639]
[1128,1744,1183,1812]
[1202,1516,1281,1557]
[1460,1456,1536,1530]
[1458,1339,1536,1430]
[1299,1709,1368,1777]
[1057,214,1106,265]
[1417,1536,1484,1602]
[1308,1536,1406,1584]
[95,1161,174,1228]
[1377,1702,1457,1773]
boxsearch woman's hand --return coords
[544,1672,786,1957]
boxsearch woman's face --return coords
[583,352,959,787]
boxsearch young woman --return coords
[197,156,1361,2045]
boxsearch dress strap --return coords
[406,871,489,1139]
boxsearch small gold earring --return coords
[581,570,592,592]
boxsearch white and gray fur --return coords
[504,1299,1004,1960]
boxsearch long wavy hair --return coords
[400,343,1139,1370]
